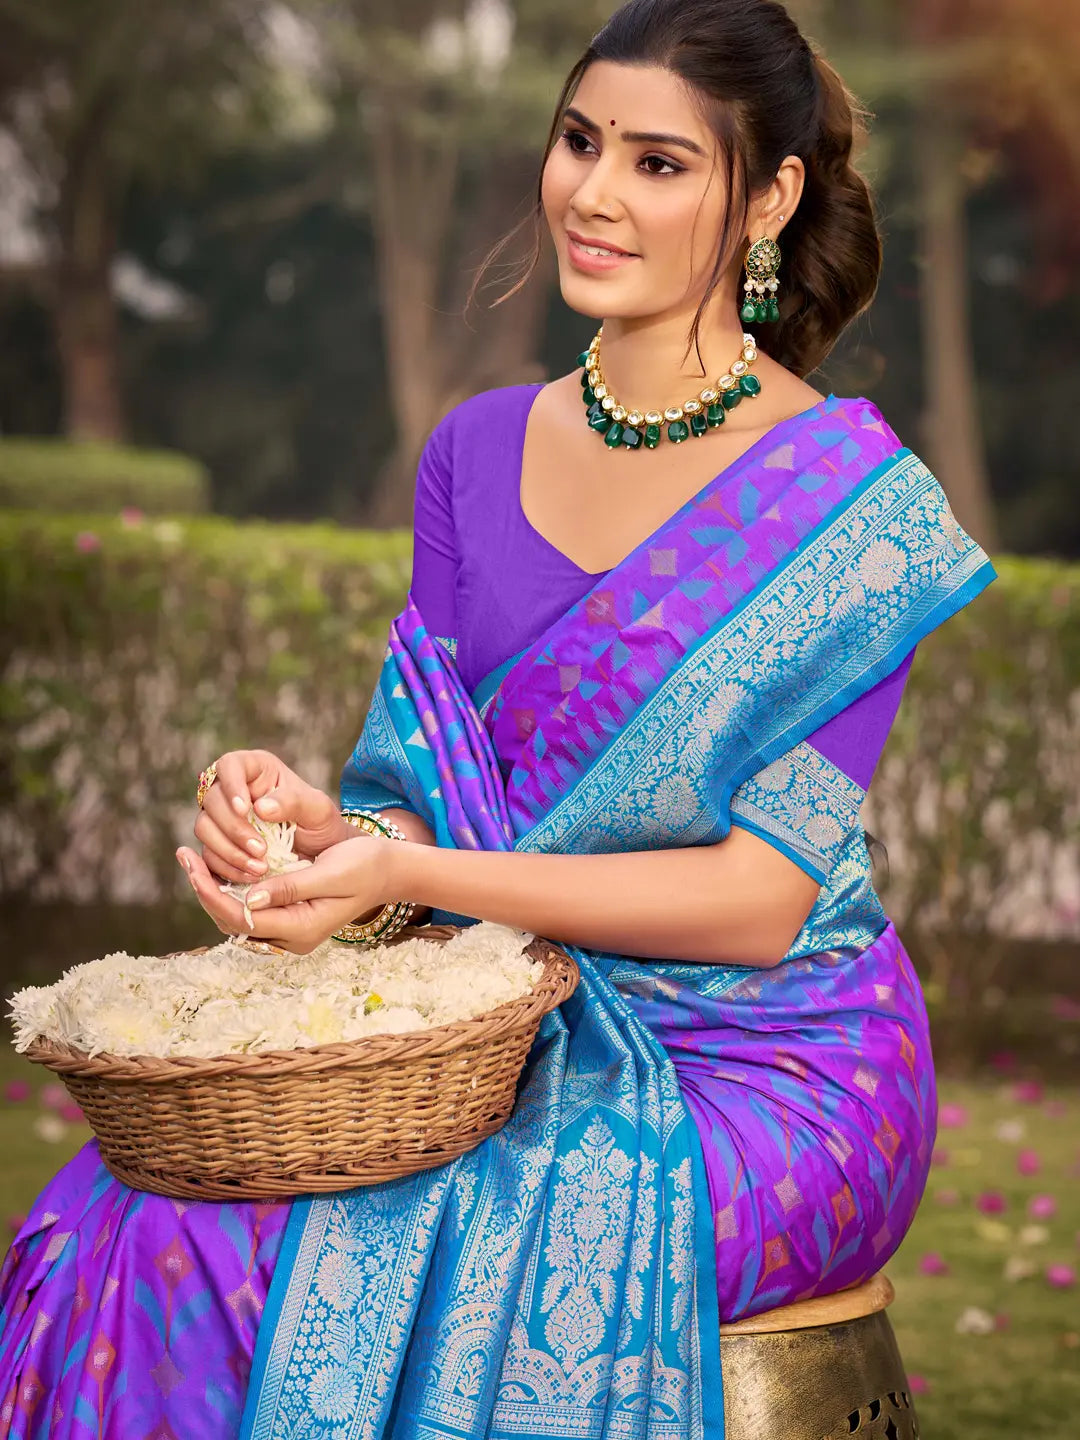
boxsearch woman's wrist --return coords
[380,835,424,907]
[325,811,355,848]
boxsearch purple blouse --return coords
[410,383,914,796]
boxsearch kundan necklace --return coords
[579,326,762,450]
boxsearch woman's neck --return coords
[595,308,748,413]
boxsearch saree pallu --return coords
[0,396,995,1440]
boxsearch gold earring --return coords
[741,236,782,324]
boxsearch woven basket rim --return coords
[23,926,578,1083]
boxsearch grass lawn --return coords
[1,1049,1077,1436]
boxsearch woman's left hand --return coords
[177,835,399,954]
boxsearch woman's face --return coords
[541,61,732,323]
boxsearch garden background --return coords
[1,1,1078,1435]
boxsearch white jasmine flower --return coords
[8,917,539,1059]
[219,813,314,935]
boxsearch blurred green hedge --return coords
[0,439,209,514]
[1,515,1077,991]
[0,512,410,900]
[862,552,1080,1002]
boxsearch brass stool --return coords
[719,1274,920,1439]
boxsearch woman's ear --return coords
[768,155,805,234]
[748,155,805,239]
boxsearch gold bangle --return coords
[333,809,416,945]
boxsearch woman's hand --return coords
[178,834,398,954]
[187,749,351,885]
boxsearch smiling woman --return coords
[0,3,996,1439]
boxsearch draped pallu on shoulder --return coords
[480,397,993,853]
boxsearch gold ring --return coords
[196,761,219,809]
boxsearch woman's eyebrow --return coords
[564,106,708,158]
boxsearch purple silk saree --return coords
[0,395,995,1440]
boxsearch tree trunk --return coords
[366,104,554,528]
[915,104,999,552]
[907,0,1000,553]
[366,91,462,528]
[55,104,125,443]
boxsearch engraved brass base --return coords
[720,1279,920,1439]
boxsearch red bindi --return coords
[610,119,616,126]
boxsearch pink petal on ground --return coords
[1012,1080,1045,1104]
[919,1252,950,1276]
[1046,1264,1076,1289]
[3,1081,30,1103]
[939,1103,969,1128]
[935,1188,961,1206]
[907,1374,930,1395]
[1028,1194,1057,1221]
[1044,1100,1068,1118]
[39,1083,67,1111]
[976,1191,1007,1214]
[994,1313,1010,1330]
[990,1051,1017,1073]
[1016,1149,1041,1176]
[119,506,144,529]
[74,531,101,554]
[931,1146,951,1168]
[59,1102,85,1124]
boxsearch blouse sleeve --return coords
[341,419,460,816]
[728,647,916,881]
[411,416,459,658]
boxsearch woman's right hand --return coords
[185,749,351,885]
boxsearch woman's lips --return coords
[566,234,639,274]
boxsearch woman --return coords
[0,1,995,1436]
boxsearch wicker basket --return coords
[23,925,579,1201]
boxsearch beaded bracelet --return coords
[332,808,417,945]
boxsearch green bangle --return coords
[340,808,407,843]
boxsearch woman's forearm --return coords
[376,808,436,925]
[385,826,820,967]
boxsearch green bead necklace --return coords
[579,326,762,450]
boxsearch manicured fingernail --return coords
[247,859,268,875]
[258,797,280,817]
[177,851,192,872]
[248,890,270,909]
[231,795,248,816]
[246,838,266,855]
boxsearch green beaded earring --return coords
[740,234,782,325]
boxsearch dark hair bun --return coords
[775,53,881,375]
